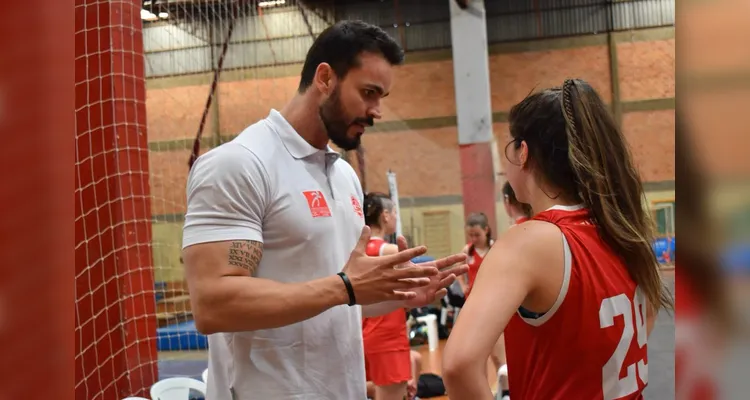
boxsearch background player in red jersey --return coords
[502,181,533,226]
[361,192,415,400]
[457,212,508,398]
[495,182,534,400]
[458,212,494,299]
[458,185,533,400]
[442,79,673,400]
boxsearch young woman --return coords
[496,182,534,400]
[361,192,413,400]
[459,185,532,298]
[458,185,532,400]
[458,212,493,299]
[442,79,673,400]
[502,181,533,226]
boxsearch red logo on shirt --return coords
[302,190,331,218]
[351,195,363,218]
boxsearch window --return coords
[652,200,675,238]
[651,200,675,265]
[422,210,452,259]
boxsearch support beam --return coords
[189,10,236,169]
[606,0,622,127]
[607,33,622,127]
[449,0,498,231]
[297,1,317,39]
[75,1,158,399]
[394,0,407,51]
[209,28,222,143]
[211,86,222,143]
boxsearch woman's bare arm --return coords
[442,221,563,400]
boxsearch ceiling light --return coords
[258,0,286,8]
[140,9,158,21]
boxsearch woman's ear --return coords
[518,140,529,167]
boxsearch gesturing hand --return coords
[393,236,469,309]
[342,226,440,306]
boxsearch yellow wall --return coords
[647,190,676,205]
[151,189,678,283]
[152,223,184,282]
[398,189,678,259]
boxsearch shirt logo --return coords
[351,195,363,218]
[302,190,332,218]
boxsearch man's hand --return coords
[343,226,440,305]
[393,236,469,308]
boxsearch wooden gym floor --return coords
[159,338,497,399]
[158,271,676,398]
[414,338,498,400]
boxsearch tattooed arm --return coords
[181,145,349,335]
[183,239,349,334]
[227,241,263,272]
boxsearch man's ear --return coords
[314,63,335,96]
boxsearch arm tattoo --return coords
[227,241,263,275]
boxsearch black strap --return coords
[337,272,356,306]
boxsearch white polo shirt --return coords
[182,109,367,400]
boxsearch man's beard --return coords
[319,88,373,151]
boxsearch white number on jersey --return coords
[598,287,648,400]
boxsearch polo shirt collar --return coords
[267,109,340,161]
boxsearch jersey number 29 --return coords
[599,287,648,400]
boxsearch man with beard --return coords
[181,20,468,400]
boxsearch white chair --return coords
[150,377,207,400]
[416,313,439,352]
[201,368,209,384]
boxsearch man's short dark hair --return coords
[298,20,405,93]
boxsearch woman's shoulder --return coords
[475,221,565,291]
[495,220,562,263]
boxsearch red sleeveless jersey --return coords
[504,206,649,400]
[467,218,527,297]
[362,238,410,354]
[465,246,487,298]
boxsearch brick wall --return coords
[145,29,675,216]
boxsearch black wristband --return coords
[337,272,357,306]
